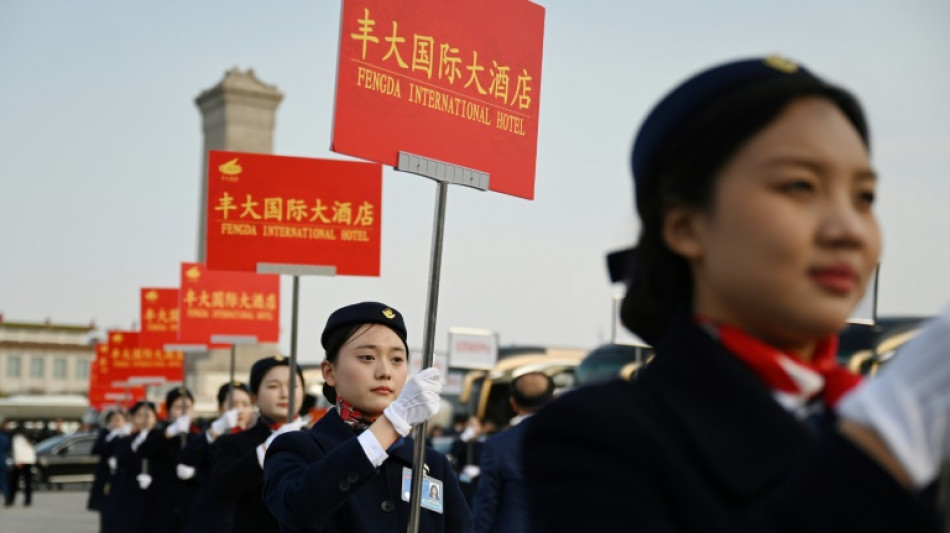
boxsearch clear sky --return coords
[2,0,948,363]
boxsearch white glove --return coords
[136,473,153,490]
[131,429,149,452]
[166,415,191,438]
[257,419,307,468]
[460,426,477,443]
[107,423,132,442]
[383,368,443,437]
[837,305,950,488]
[459,464,481,483]
[107,456,118,474]
[211,409,240,436]
[264,419,307,449]
[176,464,196,480]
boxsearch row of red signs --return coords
[88,262,283,408]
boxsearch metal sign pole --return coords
[287,275,300,421]
[209,335,259,410]
[611,294,620,344]
[407,180,449,533]
[394,151,488,533]
[228,344,237,408]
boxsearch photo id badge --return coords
[401,467,444,514]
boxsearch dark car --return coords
[576,342,655,386]
[33,432,99,489]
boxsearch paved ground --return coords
[2,486,97,533]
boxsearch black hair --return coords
[130,400,157,415]
[103,409,125,425]
[217,381,251,408]
[321,323,371,404]
[621,76,869,345]
[511,372,555,411]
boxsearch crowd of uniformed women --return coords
[86,354,309,533]
[87,301,470,533]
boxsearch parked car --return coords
[576,342,655,386]
[33,432,99,489]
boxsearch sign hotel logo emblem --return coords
[145,290,159,302]
[219,158,243,176]
[382,308,395,319]
[763,55,798,73]
[185,266,202,282]
[111,333,123,343]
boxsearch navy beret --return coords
[216,380,251,406]
[321,301,408,350]
[164,386,193,410]
[631,55,824,213]
[249,355,305,394]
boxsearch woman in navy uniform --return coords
[87,409,128,531]
[210,356,306,533]
[181,381,253,533]
[524,56,947,531]
[262,301,473,532]
[135,387,201,533]
[103,400,157,533]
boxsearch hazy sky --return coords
[2,0,948,363]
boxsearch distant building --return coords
[0,317,95,396]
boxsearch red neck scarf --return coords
[336,398,378,434]
[698,318,862,413]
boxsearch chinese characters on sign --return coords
[140,288,180,349]
[178,262,281,344]
[88,343,147,409]
[206,151,383,276]
[107,329,184,383]
[333,0,545,200]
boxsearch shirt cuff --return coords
[357,430,389,467]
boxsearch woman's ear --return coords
[321,360,336,387]
[663,205,706,261]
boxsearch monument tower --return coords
[187,69,285,408]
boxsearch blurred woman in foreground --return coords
[524,56,948,532]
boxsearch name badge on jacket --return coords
[401,466,444,514]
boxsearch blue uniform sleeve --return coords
[470,437,499,533]
[262,431,378,531]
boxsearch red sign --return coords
[205,151,383,276]
[140,288,180,348]
[178,262,280,343]
[107,330,184,383]
[332,0,545,200]
[89,343,147,410]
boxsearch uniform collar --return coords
[639,311,814,496]
[310,409,418,466]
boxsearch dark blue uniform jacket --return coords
[524,313,940,532]
[471,421,531,533]
[263,409,473,533]
[211,419,279,533]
